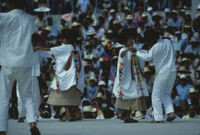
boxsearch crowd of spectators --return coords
[0,0,192,14]
[3,0,200,121]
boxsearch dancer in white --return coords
[113,29,149,123]
[35,28,85,121]
[133,29,177,123]
[0,0,40,134]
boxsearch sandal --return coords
[124,118,138,123]
[30,126,40,135]
[150,120,164,123]
[166,113,176,122]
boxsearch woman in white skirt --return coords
[35,28,84,121]
[113,29,149,123]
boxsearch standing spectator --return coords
[34,13,46,29]
[76,0,90,14]
[168,10,182,28]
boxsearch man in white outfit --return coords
[0,0,40,134]
[132,29,177,123]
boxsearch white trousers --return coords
[17,76,41,120]
[0,67,35,132]
[152,72,176,121]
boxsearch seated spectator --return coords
[187,88,199,114]
[46,17,59,38]
[82,99,97,119]
[123,14,136,29]
[85,77,98,104]
[176,74,193,103]
[39,95,51,119]
[184,37,199,56]
[168,10,182,28]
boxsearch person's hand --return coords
[128,47,136,53]
[33,47,40,52]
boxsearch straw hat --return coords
[96,92,104,99]
[144,67,151,73]
[188,88,196,94]
[60,107,66,115]
[162,32,170,39]
[175,31,181,35]
[43,95,49,99]
[113,56,118,60]
[115,42,123,48]
[110,9,115,14]
[89,76,97,82]
[107,29,113,34]
[149,62,154,67]
[142,13,147,18]
[101,39,109,46]
[44,26,51,31]
[99,57,104,62]
[70,22,81,27]
[98,80,106,86]
[84,42,91,47]
[126,14,134,20]
[181,57,189,62]
[190,37,198,43]
[172,10,177,14]
[83,61,90,67]
[197,4,200,10]
[152,12,161,20]
[164,8,170,12]
[135,111,144,119]
[180,9,185,13]
[180,74,187,79]
[196,66,200,72]
[113,20,118,24]
[147,7,153,12]
[86,30,96,36]
[82,106,97,113]
[178,66,191,73]
[124,6,130,11]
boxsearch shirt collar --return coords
[9,9,24,14]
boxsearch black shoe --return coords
[124,118,138,123]
[30,126,40,135]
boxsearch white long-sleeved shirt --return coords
[136,39,176,74]
[0,9,35,67]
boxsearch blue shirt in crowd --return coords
[86,85,98,103]
[176,84,193,101]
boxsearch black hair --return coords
[32,33,41,44]
[118,29,136,44]
[143,29,159,43]
[61,28,79,44]
[7,0,26,9]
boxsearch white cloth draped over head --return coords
[113,47,149,100]
[49,44,84,93]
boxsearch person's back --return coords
[0,9,35,67]
[0,1,40,134]
[153,39,176,74]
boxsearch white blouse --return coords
[113,47,149,100]
[49,44,84,92]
